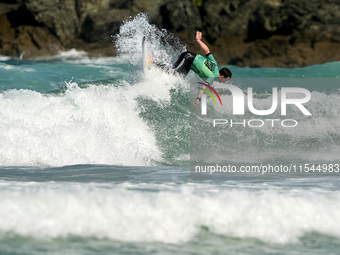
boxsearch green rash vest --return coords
[190,53,219,85]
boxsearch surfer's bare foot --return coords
[147,57,154,68]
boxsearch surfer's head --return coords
[218,68,232,83]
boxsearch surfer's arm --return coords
[193,82,208,109]
[196,31,210,55]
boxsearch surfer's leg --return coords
[172,51,196,76]
[148,51,196,76]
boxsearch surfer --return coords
[148,31,232,109]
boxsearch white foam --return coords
[63,55,130,65]
[0,181,339,244]
[30,49,89,62]
[0,64,13,70]
[0,81,164,166]
[58,49,87,59]
[0,56,11,61]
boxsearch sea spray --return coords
[115,13,185,68]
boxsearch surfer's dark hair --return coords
[219,68,232,78]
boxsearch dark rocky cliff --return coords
[1,0,340,67]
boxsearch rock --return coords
[25,0,79,43]
[0,1,63,58]
[80,8,131,43]
[159,1,202,32]
[0,0,340,67]
[195,0,340,67]
[200,0,259,41]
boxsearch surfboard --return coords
[142,36,147,74]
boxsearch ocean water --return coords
[1,14,340,254]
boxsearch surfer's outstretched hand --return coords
[196,31,202,41]
[193,98,200,109]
